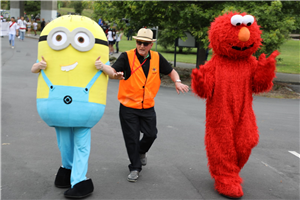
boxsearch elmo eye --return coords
[52,31,67,46]
[242,15,254,26]
[231,15,243,26]
[74,32,90,48]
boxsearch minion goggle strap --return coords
[39,27,108,52]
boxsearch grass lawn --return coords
[277,40,300,74]
[119,38,299,74]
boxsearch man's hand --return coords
[175,82,189,94]
[95,56,103,70]
[31,56,47,73]
[113,72,125,80]
[95,56,124,80]
[39,56,47,70]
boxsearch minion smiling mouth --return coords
[61,62,78,72]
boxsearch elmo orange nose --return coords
[238,27,250,42]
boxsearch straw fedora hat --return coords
[133,28,156,42]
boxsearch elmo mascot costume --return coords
[191,12,279,198]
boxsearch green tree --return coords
[24,1,41,18]
[281,0,300,33]
[93,1,297,67]
[221,0,297,57]
[1,0,10,10]
[71,1,88,15]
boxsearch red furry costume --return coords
[191,12,279,198]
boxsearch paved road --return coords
[1,37,299,199]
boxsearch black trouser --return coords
[116,41,119,53]
[119,104,157,172]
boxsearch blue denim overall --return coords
[36,69,107,187]
[37,70,106,128]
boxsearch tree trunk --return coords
[178,47,183,53]
[196,45,207,69]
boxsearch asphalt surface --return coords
[1,36,299,200]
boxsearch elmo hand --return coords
[191,63,215,99]
[253,50,280,94]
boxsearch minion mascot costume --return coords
[191,12,279,198]
[35,15,109,198]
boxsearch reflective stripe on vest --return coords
[117,49,161,109]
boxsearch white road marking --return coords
[288,151,300,158]
[167,125,178,130]
[261,161,285,176]
[61,62,78,72]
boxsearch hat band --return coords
[136,36,153,40]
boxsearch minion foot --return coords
[54,166,71,188]
[64,179,94,199]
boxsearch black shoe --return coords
[54,167,71,188]
[64,179,94,199]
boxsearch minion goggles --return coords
[39,27,108,52]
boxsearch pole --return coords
[155,26,158,52]
[174,38,177,67]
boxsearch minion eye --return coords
[56,35,62,41]
[70,28,95,52]
[231,15,243,26]
[46,27,71,50]
[52,31,67,46]
[74,32,90,48]
[242,15,254,26]
[78,37,84,43]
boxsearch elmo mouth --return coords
[232,43,254,51]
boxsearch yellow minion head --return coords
[36,15,109,128]
[37,15,109,104]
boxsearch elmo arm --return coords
[252,50,279,94]
[191,62,215,99]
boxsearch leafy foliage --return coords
[92,1,297,59]
[221,1,297,57]
[24,1,41,17]
[71,1,88,15]
[1,0,10,10]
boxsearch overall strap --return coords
[84,70,103,93]
[41,70,55,90]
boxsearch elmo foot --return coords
[215,180,243,199]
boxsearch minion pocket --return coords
[37,70,105,128]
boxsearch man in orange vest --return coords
[96,28,189,182]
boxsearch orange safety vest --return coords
[118,49,161,109]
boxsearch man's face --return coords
[11,18,14,22]
[136,40,153,57]
[21,17,24,20]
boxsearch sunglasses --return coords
[136,41,152,46]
